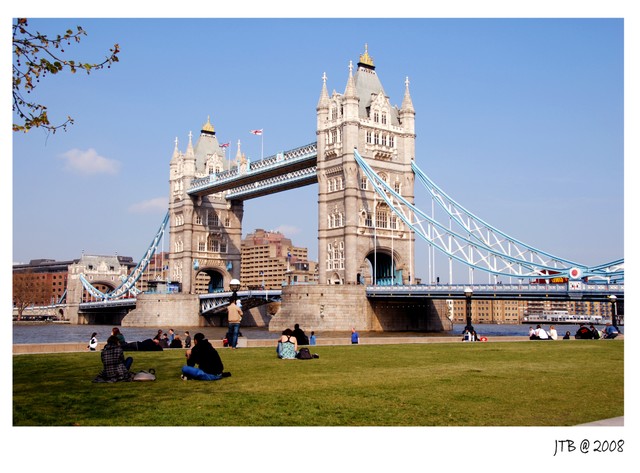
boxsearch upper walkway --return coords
[187,142,318,200]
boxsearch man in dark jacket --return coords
[292,323,309,345]
[181,333,230,380]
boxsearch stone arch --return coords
[364,248,401,286]
[328,272,343,284]
[194,267,226,294]
[81,280,117,302]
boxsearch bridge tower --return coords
[316,45,416,285]
[168,117,243,294]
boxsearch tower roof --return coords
[351,45,399,125]
[201,116,215,134]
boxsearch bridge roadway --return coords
[77,282,623,314]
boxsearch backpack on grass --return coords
[296,348,313,360]
[133,369,156,381]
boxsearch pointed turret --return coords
[171,137,180,162]
[344,60,357,98]
[317,72,330,110]
[399,76,416,135]
[234,140,242,164]
[400,76,415,113]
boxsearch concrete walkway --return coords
[577,416,624,426]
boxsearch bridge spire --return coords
[185,131,195,159]
[401,76,415,113]
[344,60,357,98]
[172,137,180,160]
[317,72,329,109]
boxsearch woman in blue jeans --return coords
[181,333,230,380]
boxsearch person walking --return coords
[227,296,243,349]
[351,327,359,344]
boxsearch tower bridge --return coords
[66,45,623,331]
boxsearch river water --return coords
[13,322,618,345]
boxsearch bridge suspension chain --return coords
[353,149,623,280]
[79,212,170,300]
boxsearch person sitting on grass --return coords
[602,323,619,339]
[93,335,133,383]
[277,328,298,359]
[530,324,549,340]
[181,333,231,380]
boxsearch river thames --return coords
[13,322,617,345]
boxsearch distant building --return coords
[240,229,318,290]
[13,258,73,307]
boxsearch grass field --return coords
[12,340,623,426]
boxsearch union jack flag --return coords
[250,129,263,136]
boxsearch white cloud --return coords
[59,148,121,175]
[274,224,301,236]
[128,197,168,214]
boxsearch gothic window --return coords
[337,176,343,190]
[195,213,202,225]
[365,212,373,227]
[331,130,337,143]
[328,179,334,192]
[224,216,230,227]
[382,112,387,125]
[220,239,227,253]
[394,181,401,194]
[382,134,388,146]
[209,211,219,227]
[366,131,372,144]
[208,235,218,252]
[376,204,389,229]
[374,132,379,145]
[374,111,379,123]
[390,136,395,148]
[360,177,368,190]
[198,242,205,252]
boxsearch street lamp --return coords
[229,278,241,298]
[464,287,473,332]
[608,294,618,328]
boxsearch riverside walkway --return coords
[13,334,623,354]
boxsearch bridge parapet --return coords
[366,283,624,299]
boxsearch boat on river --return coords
[522,311,609,325]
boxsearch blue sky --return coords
[9,16,626,284]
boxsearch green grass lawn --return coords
[13,340,623,426]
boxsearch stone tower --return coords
[168,117,244,294]
[316,45,416,285]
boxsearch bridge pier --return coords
[121,293,201,327]
[269,285,451,333]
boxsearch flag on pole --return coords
[220,142,230,148]
[250,129,263,136]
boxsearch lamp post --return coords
[608,294,618,328]
[229,278,241,299]
[464,287,473,332]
